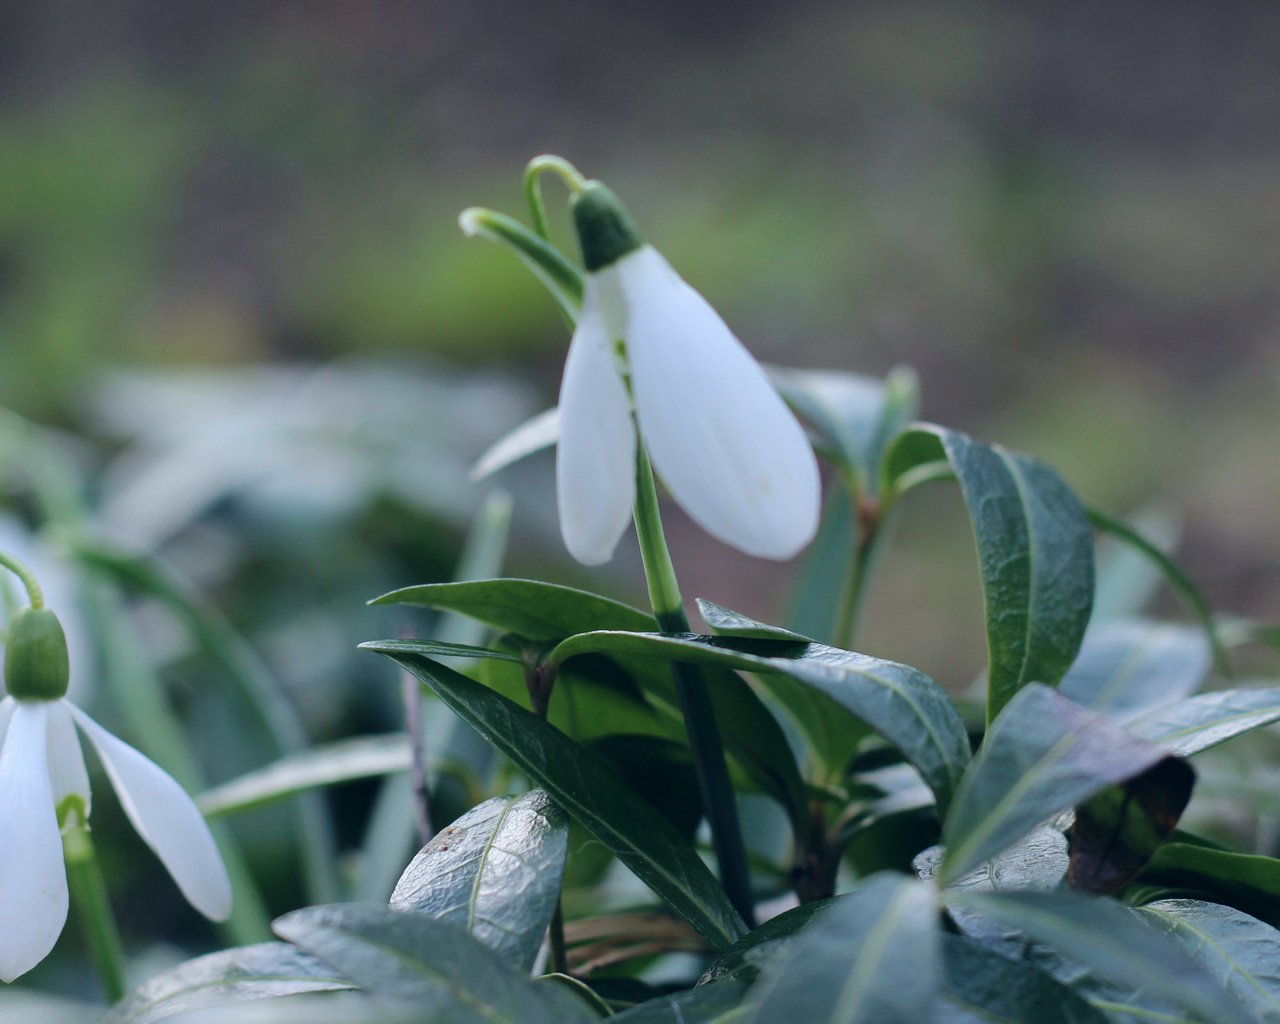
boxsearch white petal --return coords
[46,700,91,828]
[620,246,821,559]
[0,696,16,747]
[555,277,637,565]
[69,706,231,921]
[0,702,68,981]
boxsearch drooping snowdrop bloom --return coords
[556,182,821,565]
[0,606,230,982]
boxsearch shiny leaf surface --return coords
[390,790,568,972]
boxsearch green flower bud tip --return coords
[572,182,644,273]
[4,607,70,701]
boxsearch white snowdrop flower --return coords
[555,182,821,565]
[0,606,230,983]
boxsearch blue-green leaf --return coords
[940,685,1173,883]
[884,425,1094,721]
[360,644,748,950]
[740,873,940,1023]
[390,790,568,972]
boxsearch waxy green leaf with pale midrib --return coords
[884,425,1094,722]
[372,579,807,831]
[274,905,596,1024]
[103,942,350,1024]
[936,933,1110,1024]
[1139,900,1280,1023]
[740,873,940,1023]
[946,890,1255,1024]
[361,643,748,950]
[544,628,969,816]
[390,791,568,972]
[1129,686,1280,757]
[940,685,1176,883]
[371,577,655,640]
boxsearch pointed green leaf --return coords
[389,790,568,972]
[947,890,1254,1024]
[103,943,350,1024]
[1058,621,1210,719]
[1129,686,1280,757]
[884,425,1094,720]
[370,578,654,641]
[611,983,747,1023]
[699,899,837,986]
[1138,900,1280,1023]
[273,904,596,1023]
[741,874,940,1023]
[372,584,805,823]
[458,206,584,320]
[199,735,413,817]
[545,629,969,816]
[940,685,1173,883]
[361,644,748,949]
[472,407,560,481]
[1141,843,1280,928]
[935,933,1110,1024]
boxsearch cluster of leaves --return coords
[101,367,1280,1024]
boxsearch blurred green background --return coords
[1,0,1277,695]
[0,0,1278,1006]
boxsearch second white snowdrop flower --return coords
[557,182,822,565]
[0,605,231,983]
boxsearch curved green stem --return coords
[1086,506,1232,677]
[633,450,755,927]
[523,155,587,242]
[64,825,126,1003]
[0,550,44,609]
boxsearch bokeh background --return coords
[1,0,1279,1002]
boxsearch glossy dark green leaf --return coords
[610,982,747,1023]
[1128,686,1280,757]
[1069,758,1195,894]
[1058,621,1210,719]
[698,899,837,986]
[369,578,654,641]
[1140,843,1280,928]
[360,644,748,950]
[389,790,568,972]
[700,599,871,780]
[940,685,1172,883]
[935,933,1110,1024]
[546,629,969,815]
[1138,899,1280,1023]
[884,425,1095,721]
[274,904,596,1023]
[103,943,350,1024]
[946,890,1254,1024]
[740,873,939,1023]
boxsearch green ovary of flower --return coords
[4,607,69,701]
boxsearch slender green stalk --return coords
[63,825,126,1003]
[524,657,569,974]
[633,449,755,927]
[0,550,44,609]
